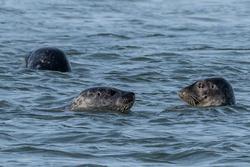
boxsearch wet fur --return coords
[70,87,135,113]
[26,47,71,72]
[179,78,235,107]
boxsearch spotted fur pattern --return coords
[179,77,235,107]
[70,87,135,113]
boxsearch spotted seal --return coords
[179,77,235,107]
[70,87,135,113]
[25,47,71,72]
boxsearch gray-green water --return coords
[1,0,250,166]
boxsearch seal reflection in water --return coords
[25,47,71,72]
[179,77,235,107]
[70,87,135,113]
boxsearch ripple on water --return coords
[1,0,250,166]
[85,53,122,60]
[87,33,130,40]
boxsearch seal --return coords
[70,87,135,113]
[178,77,235,107]
[25,47,71,72]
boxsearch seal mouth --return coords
[119,100,135,113]
[179,90,200,106]
[188,95,201,106]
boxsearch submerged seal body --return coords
[70,87,135,113]
[179,77,235,107]
[25,47,71,72]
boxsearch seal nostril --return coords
[179,90,186,97]
[129,92,135,98]
[123,92,135,102]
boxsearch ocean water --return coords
[0,0,250,166]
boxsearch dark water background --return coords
[1,0,250,166]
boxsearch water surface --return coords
[0,0,250,166]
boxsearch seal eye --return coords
[97,92,101,96]
[204,95,208,99]
[211,84,215,89]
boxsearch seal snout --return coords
[178,89,187,99]
[123,92,135,103]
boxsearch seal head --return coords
[179,77,235,107]
[70,87,135,113]
[26,47,71,72]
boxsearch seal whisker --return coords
[190,95,200,105]
[188,98,196,106]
